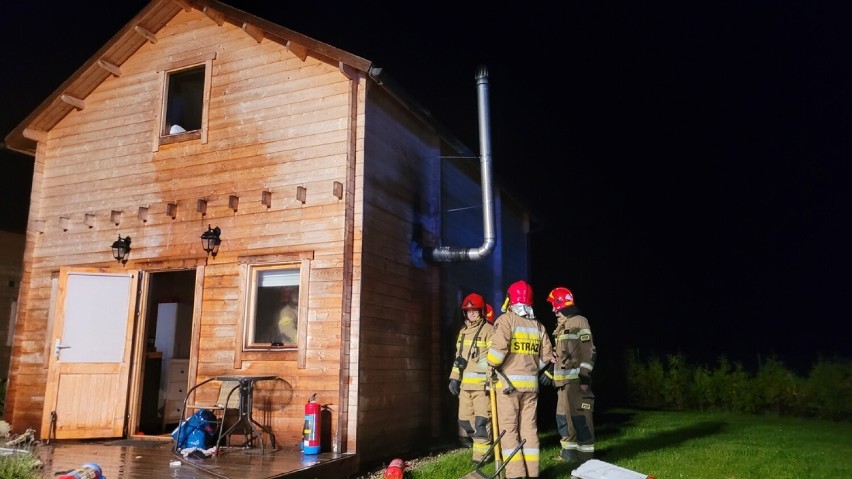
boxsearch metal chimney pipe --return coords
[421,66,496,263]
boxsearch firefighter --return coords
[276,286,299,344]
[545,286,597,464]
[448,292,494,462]
[487,280,554,479]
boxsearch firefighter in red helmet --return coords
[544,286,597,465]
[449,292,494,462]
[485,304,495,324]
[487,280,555,479]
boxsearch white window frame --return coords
[244,264,301,350]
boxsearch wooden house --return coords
[2,0,530,469]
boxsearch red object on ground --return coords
[57,463,104,479]
[384,458,405,479]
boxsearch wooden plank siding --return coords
[355,84,443,463]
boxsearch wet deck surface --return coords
[34,439,358,479]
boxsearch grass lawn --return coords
[369,409,852,479]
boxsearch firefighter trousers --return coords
[567,379,595,461]
[495,390,540,478]
[457,389,491,461]
[555,384,577,450]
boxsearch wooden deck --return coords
[33,438,359,479]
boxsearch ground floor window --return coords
[246,265,300,349]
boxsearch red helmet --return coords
[485,304,495,324]
[461,293,485,311]
[547,287,574,312]
[506,280,533,307]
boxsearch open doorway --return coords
[137,269,196,435]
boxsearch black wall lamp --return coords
[111,235,131,264]
[201,225,221,257]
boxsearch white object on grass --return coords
[571,459,651,479]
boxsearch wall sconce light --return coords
[200,225,221,257]
[111,235,132,264]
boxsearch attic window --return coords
[163,66,204,137]
[153,53,215,150]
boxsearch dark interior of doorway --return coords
[137,269,195,435]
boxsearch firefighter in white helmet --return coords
[449,292,494,463]
[487,280,555,479]
[544,286,597,464]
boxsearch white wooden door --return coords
[41,267,139,439]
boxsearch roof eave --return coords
[4,0,373,158]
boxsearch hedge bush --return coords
[625,350,852,421]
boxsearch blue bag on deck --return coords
[172,408,218,449]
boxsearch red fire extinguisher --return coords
[303,393,321,454]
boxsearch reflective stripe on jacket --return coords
[553,313,595,387]
[487,310,553,393]
[450,318,493,390]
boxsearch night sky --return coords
[2,1,850,370]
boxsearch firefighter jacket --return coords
[450,317,493,391]
[553,310,595,387]
[487,310,554,392]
